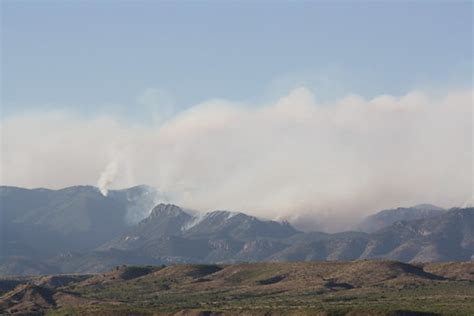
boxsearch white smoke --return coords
[97,161,119,196]
[0,87,472,230]
[462,197,473,208]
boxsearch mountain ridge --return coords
[1,186,472,275]
[355,204,446,233]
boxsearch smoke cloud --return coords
[1,87,472,231]
[97,161,119,196]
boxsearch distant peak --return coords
[58,185,102,195]
[149,203,188,217]
[119,184,157,193]
[412,204,445,211]
[206,210,242,219]
[61,185,97,190]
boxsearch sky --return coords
[2,1,472,116]
[1,1,473,230]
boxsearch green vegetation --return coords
[64,282,474,315]
[2,261,474,315]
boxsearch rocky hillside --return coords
[100,204,298,264]
[97,205,474,267]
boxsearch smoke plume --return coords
[1,87,472,230]
[97,161,119,196]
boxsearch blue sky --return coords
[1,1,472,118]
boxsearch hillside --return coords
[0,185,160,258]
[1,261,473,315]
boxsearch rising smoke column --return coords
[97,161,119,196]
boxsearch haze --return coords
[1,1,472,231]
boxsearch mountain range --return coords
[0,185,472,275]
